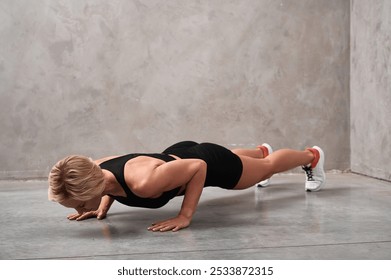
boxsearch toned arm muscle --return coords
[132,159,207,198]
[140,159,207,232]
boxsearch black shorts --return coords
[162,141,243,189]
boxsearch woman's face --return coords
[60,196,101,214]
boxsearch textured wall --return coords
[0,0,350,179]
[351,0,391,181]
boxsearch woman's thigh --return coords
[234,156,273,190]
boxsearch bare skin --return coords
[61,146,315,232]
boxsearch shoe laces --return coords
[302,166,314,181]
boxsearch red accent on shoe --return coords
[308,148,320,168]
[257,145,269,158]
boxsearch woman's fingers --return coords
[67,210,103,221]
[148,222,170,232]
[148,216,190,232]
[67,213,81,220]
[76,211,97,221]
[149,224,175,232]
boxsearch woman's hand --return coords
[67,209,107,221]
[148,215,191,232]
[66,196,114,221]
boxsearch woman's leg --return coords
[231,144,271,159]
[234,148,315,190]
[231,148,264,158]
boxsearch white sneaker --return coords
[257,143,273,187]
[303,146,325,192]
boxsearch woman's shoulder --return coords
[95,153,174,166]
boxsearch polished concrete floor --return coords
[1,173,391,260]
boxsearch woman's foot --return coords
[302,146,325,192]
[257,143,273,187]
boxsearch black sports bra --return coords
[99,153,181,209]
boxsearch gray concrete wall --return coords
[351,0,391,181]
[0,0,350,179]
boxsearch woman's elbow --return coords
[197,159,207,171]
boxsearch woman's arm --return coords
[96,195,115,219]
[145,159,207,232]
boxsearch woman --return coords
[48,141,325,232]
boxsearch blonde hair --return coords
[48,155,104,203]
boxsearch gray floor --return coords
[1,173,391,260]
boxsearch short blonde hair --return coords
[48,155,104,203]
